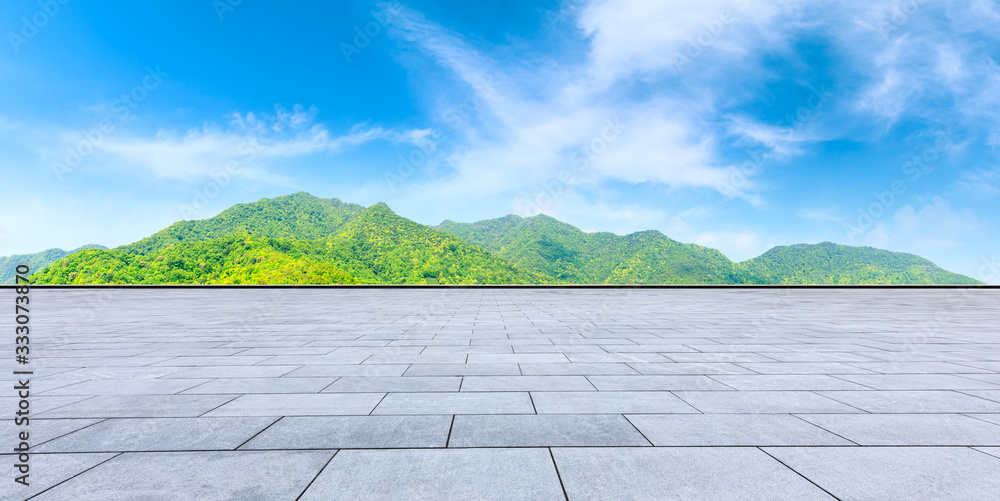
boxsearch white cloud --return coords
[576,0,787,83]
[382,4,762,214]
[693,230,766,261]
[955,168,1000,196]
[862,196,981,249]
[796,208,842,223]
[67,106,431,182]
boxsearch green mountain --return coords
[321,203,545,284]
[438,214,980,285]
[436,214,734,284]
[120,192,366,255]
[32,195,545,285]
[1,245,106,284]
[733,242,978,284]
[31,236,356,285]
[27,193,981,285]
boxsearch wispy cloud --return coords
[796,208,842,223]
[863,196,982,249]
[955,168,1000,196]
[55,106,431,183]
[383,2,763,218]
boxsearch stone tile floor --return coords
[5,287,1000,500]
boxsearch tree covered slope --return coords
[439,214,735,284]
[32,196,545,285]
[31,236,356,285]
[0,245,106,284]
[438,215,980,285]
[119,192,366,255]
[27,193,981,285]
[733,242,978,284]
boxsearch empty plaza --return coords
[6,287,1000,500]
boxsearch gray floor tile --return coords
[588,375,733,391]
[628,363,755,375]
[626,414,852,446]
[836,374,1000,390]
[362,354,467,364]
[0,452,116,501]
[242,416,452,449]
[960,373,1000,385]
[664,353,777,363]
[372,392,535,414]
[708,375,868,391]
[35,417,276,452]
[819,390,1000,413]
[846,361,991,374]
[324,376,462,392]
[299,448,565,500]
[460,375,596,392]
[283,365,410,377]
[564,352,670,363]
[673,391,864,413]
[40,378,210,396]
[150,356,274,366]
[736,362,877,374]
[160,366,301,378]
[765,447,1000,501]
[467,354,570,364]
[519,363,640,375]
[962,390,1000,403]
[205,393,386,416]
[797,413,1000,445]
[402,363,521,376]
[38,395,237,418]
[180,377,336,394]
[0,418,102,446]
[34,451,333,501]
[449,414,651,447]
[970,414,1000,426]
[531,391,697,414]
[553,447,835,500]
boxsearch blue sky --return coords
[1,0,998,282]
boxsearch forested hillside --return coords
[31,197,545,285]
[437,215,734,284]
[0,245,106,284]
[119,192,365,255]
[23,193,981,285]
[439,214,980,285]
[733,242,977,284]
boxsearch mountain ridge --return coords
[1,245,107,284]
[22,193,982,285]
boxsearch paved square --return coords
[12,287,1000,499]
